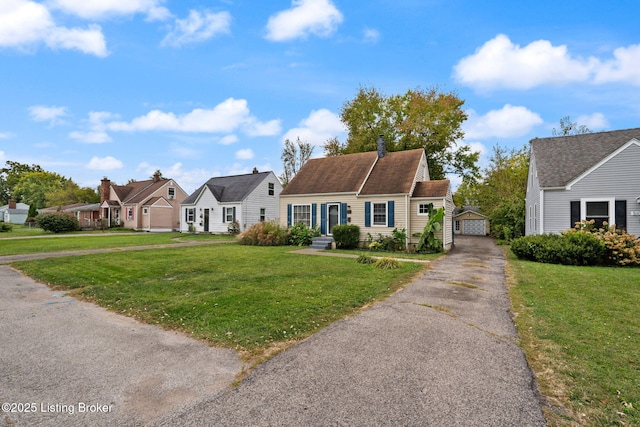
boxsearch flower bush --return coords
[565,220,640,266]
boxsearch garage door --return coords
[463,219,485,235]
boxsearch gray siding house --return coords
[525,128,640,236]
[180,170,282,233]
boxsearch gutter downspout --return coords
[405,194,410,250]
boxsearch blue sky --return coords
[1,0,639,194]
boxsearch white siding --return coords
[242,172,282,229]
[543,142,640,236]
[525,151,541,235]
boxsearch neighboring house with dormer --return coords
[100,172,187,232]
[180,169,282,233]
[279,139,454,250]
[526,128,640,236]
[0,200,29,224]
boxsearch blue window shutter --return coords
[320,204,327,235]
[222,208,225,223]
[387,201,395,227]
[364,202,371,227]
[287,204,292,227]
[340,203,347,224]
[312,203,317,227]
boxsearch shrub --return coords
[238,221,289,246]
[35,213,80,233]
[510,232,605,266]
[566,220,640,266]
[332,224,360,249]
[227,220,240,235]
[374,257,402,269]
[288,222,320,246]
[366,229,406,252]
[0,222,12,232]
[356,253,376,264]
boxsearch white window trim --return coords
[186,208,195,223]
[580,197,615,223]
[417,203,430,216]
[372,202,387,226]
[292,204,312,227]
[224,207,235,223]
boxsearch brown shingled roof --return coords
[359,149,425,195]
[281,151,377,195]
[412,180,450,197]
[281,149,426,196]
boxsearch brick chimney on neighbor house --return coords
[153,171,160,183]
[8,199,16,209]
[377,134,386,158]
[252,167,259,174]
[100,177,110,204]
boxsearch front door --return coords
[327,203,339,235]
[203,209,210,232]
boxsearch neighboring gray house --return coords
[525,128,640,236]
[0,200,29,224]
[180,170,282,233]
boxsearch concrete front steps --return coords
[310,236,335,250]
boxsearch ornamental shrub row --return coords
[511,220,640,266]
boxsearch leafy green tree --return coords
[13,171,70,209]
[280,137,314,186]
[331,86,479,181]
[0,161,44,204]
[45,181,99,207]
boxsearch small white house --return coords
[180,170,282,233]
[0,200,29,224]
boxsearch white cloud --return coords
[464,105,543,139]
[161,10,231,47]
[576,113,608,130]
[363,28,380,44]
[282,108,346,147]
[0,132,14,139]
[593,44,640,85]
[219,134,238,145]
[265,0,343,42]
[235,148,254,160]
[28,105,68,125]
[107,98,281,136]
[454,34,595,91]
[0,0,108,57]
[69,131,112,143]
[48,0,170,21]
[454,35,640,91]
[87,155,123,170]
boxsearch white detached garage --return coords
[453,210,489,236]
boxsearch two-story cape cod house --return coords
[279,139,454,250]
[526,127,640,236]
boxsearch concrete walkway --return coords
[159,235,546,426]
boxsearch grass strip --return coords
[507,250,640,426]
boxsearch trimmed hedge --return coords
[35,213,80,233]
[332,224,360,249]
[510,232,605,266]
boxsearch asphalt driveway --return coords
[1,235,546,426]
[159,235,546,426]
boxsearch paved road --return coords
[160,235,546,426]
[1,235,546,426]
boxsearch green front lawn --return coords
[0,232,233,256]
[13,245,424,360]
[507,251,640,426]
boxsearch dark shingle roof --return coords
[281,149,425,196]
[531,128,640,188]
[183,172,273,204]
[412,180,450,198]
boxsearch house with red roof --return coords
[279,138,454,250]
